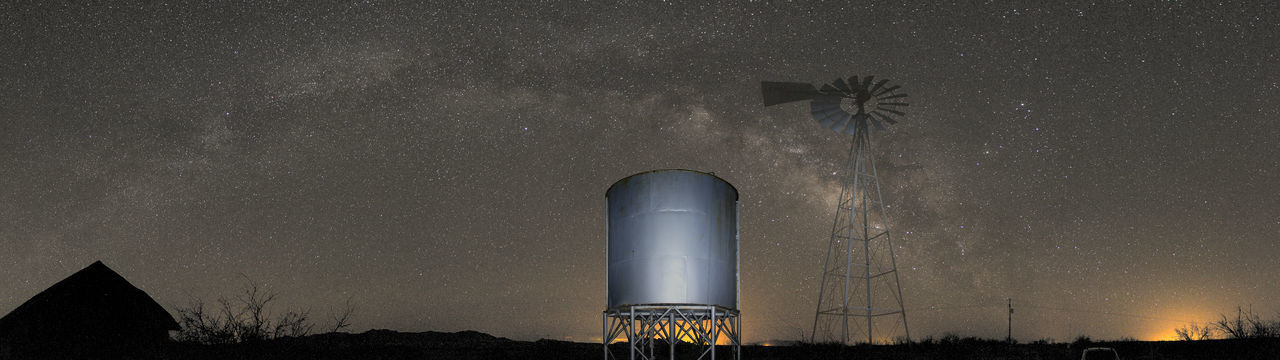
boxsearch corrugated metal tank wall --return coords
[606,169,739,310]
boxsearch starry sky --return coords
[2,2,1278,344]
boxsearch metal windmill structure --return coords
[761,76,910,344]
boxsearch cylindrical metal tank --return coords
[606,169,739,310]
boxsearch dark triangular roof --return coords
[0,260,179,336]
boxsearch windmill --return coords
[761,76,911,344]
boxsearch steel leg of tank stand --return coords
[629,308,636,360]
[649,313,655,360]
[711,306,717,360]
[603,312,608,360]
[736,312,742,360]
[670,311,676,360]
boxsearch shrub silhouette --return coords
[174,276,355,344]
[1174,322,1215,341]
[1214,306,1280,340]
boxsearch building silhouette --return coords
[0,261,178,358]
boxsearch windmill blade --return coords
[849,76,867,92]
[876,107,906,116]
[814,103,844,121]
[870,117,885,131]
[832,77,852,93]
[811,101,841,112]
[811,96,848,130]
[761,81,819,106]
[870,79,890,94]
[861,75,876,91]
[819,111,850,130]
[818,107,852,130]
[835,114,857,134]
[811,103,842,123]
[877,93,909,100]
[811,106,842,122]
[847,114,871,134]
[874,85,900,96]
[817,115,837,129]
[841,121,858,135]
[871,111,898,125]
[879,102,910,107]
[810,100,842,118]
[820,84,840,94]
[811,95,842,107]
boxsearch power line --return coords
[1019,304,1200,324]
[907,300,1202,324]
[905,303,1004,312]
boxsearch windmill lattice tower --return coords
[761,76,910,344]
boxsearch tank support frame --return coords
[603,304,740,360]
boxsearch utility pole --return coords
[1007,298,1013,344]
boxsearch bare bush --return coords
[1213,306,1280,340]
[1173,322,1214,341]
[891,335,912,345]
[1215,306,1251,339]
[174,276,349,344]
[328,296,356,333]
[1247,311,1280,339]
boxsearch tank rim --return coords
[606,169,739,200]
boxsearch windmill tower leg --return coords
[811,139,856,344]
[761,75,912,346]
[811,133,910,345]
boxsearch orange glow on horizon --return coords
[1135,305,1218,341]
[1142,326,1184,341]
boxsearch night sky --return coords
[3,2,1278,344]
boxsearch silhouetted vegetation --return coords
[1214,306,1280,340]
[173,276,356,344]
[1171,305,1280,341]
[1174,322,1215,341]
[12,328,1264,360]
[749,334,1280,360]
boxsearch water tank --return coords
[606,169,739,310]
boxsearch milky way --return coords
[2,2,1277,343]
